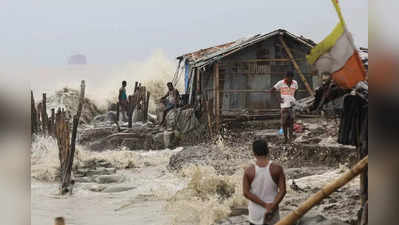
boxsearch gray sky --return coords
[1,0,368,67]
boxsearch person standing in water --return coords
[243,140,286,225]
[271,71,298,143]
[118,80,128,121]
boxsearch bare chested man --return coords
[243,140,286,225]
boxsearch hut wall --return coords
[215,36,315,116]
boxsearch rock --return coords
[121,138,146,150]
[165,108,178,130]
[102,186,136,193]
[74,177,92,183]
[132,108,144,122]
[168,146,211,171]
[151,132,165,149]
[79,127,117,144]
[92,111,117,123]
[218,215,248,225]
[298,215,350,225]
[164,130,178,149]
[253,129,280,142]
[88,184,106,192]
[94,175,125,184]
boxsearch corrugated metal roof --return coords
[177,29,316,69]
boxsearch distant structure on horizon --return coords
[68,54,87,65]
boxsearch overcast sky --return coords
[1,0,368,67]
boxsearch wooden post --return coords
[31,91,38,136]
[205,100,213,137]
[55,108,70,183]
[279,35,315,96]
[128,95,133,128]
[49,108,55,137]
[214,62,220,132]
[116,102,120,122]
[275,156,368,225]
[37,102,42,133]
[196,68,201,105]
[60,80,85,194]
[145,91,151,122]
[42,93,48,135]
[54,217,66,225]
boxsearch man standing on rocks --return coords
[159,82,180,126]
[118,80,128,121]
[243,140,286,225]
[271,71,298,143]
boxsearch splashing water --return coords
[166,165,248,225]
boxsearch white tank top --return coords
[248,161,278,225]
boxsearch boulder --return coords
[163,130,179,149]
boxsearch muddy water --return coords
[31,138,186,225]
[31,136,360,225]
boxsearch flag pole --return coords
[331,0,367,78]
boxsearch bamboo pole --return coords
[279,36,314,96]
[275,156,368,225]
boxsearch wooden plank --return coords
[279,36,315,96]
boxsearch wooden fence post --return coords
[57,80,85,194]
[145,91,151,122]
[116,102,120,122]
[31,91,38,136]
[128,95,133,128]
[42,93,48,135]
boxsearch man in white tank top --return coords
[243,140,287,225]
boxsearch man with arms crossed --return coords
[271,71,298,143]
[243,140,286,225]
